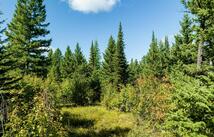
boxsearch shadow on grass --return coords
[68,127,130,137]
[62,112,131,137]
[62,112,94,128]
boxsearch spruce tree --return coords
[159,36,171,76]
[74,43,87,67]
[49,48,62,82]
[114,23,129,86]
[181,0,214,69]
[62,46,75,78]
[5,0,51,77]
[171,14,196,65]
[103,36,117,84]
[129,59,140,83]
[142,32,161,78]
[88,41,101,103]
[89,41,101,71]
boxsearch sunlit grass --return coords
[61,106,136,137]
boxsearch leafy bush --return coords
[69,73,92,106]
[136,77,172,123]
[128,120,173,137]
[4,75,66,137]
[101,84,118,109]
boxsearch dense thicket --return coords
[0,0,213,136]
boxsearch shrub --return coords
[136,77,172,123]
[4,75,66,137]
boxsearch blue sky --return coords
[0,0,184,61]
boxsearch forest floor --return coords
[61,106,136,137]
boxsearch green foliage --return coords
[5,0,51,77]
[4,76,66,137]
[89,70,102,103]
[128,121,172,137]
[117,85,140,112]
[141,32,160,77]
[89,41,101,71]
[102,84,139,112]
[128,59,141,83]
[74,43,87,67]
[62,46,76,78]
[102,36,117,85]
[69,72,93,106]
[102,77,172,136]
[165,70,214,137]
[1,0,214,136]
[141,32,171,78]
[181,0,214,67]
[49,48,63,82]
[171,14,197,65]
[0,12,17,91]
[136,77,172,123]
[114,23,129,86]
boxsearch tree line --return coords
[0,0,214,136]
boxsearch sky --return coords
[0,0,185,61]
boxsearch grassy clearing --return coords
[61,106,136,137]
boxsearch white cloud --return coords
[65,0,120,13]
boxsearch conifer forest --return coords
[0,0,214,137]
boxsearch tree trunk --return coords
[197,41,203,70]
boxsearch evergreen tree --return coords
[114,23,129,86]
[47,49,53,70]
[88,41,101,103]
[49,48,62,82]
[171,14,196,65]
[0,11,7,90]
[159,37,171,76]
[141,32,161,78]
[89,41,101,71]
[62,46,75,78]
[74,43,87,67]
[129,59,140,83]
[103,36,117,84]
[165,71,214,137]
[5,0,51,77]
[181,0,214,69]
[0,12,18,91]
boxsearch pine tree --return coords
[103,36,117,84]
[0,12,18,91]
[114,23,129,86]
[0,11,7,90]
[5,0,51,77]
[62,46,75,78]
[89,41,101,71]
[49,48,62,82]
